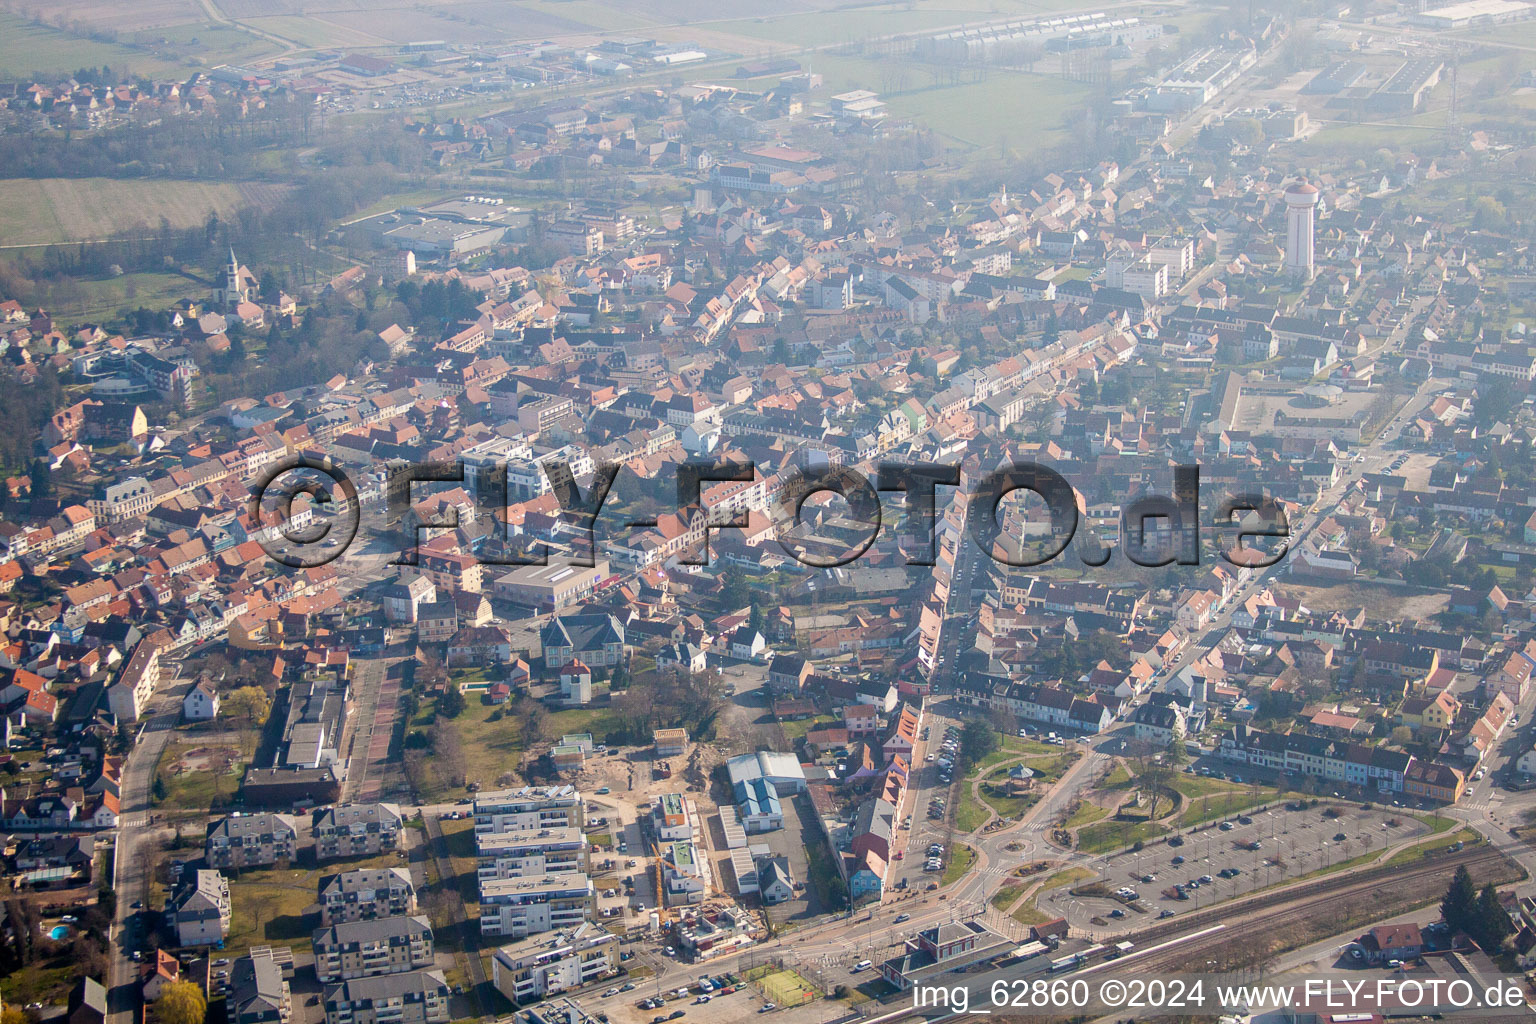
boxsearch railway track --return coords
[1122,847,1514,974]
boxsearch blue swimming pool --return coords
[48,925,69,940]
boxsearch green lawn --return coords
[989,883,1025,911]
[983,779,1044,822]
[941,844,976,885]
[805,837,848,910]
[0,959,78,1008]
[972,734,1058,772]
[223,868,322,955]
[1169,774,1248,799]
[21,271,201,323]
[954,797,989,834]
[783,52,1091,154]
[1040,866,1093,892]
[1065,802,1111,829]
[1075,819,1170,855]
[1174,789,1274,828]
[1026,753,1078,784]
[1008,867,1093,926]
[1011,901,1052,926]
[1384,829,1482,867]
[153,736,255,813]
[1100,764,1132,789]
[1414,811,1459,835]
[411,694,621,801]
[781,714,836,743]
[224,851,406,955]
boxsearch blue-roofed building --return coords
[725,751,804,833]
[732,777,783,832]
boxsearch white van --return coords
[852,960,872,973]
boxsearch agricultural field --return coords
[0,12,186,78]
[800,53,1092,152]
[707,0,1105,49]
[11,270,199,322]
[0,178,291,247]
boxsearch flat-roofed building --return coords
[650,793,696,842]
[475,826,589,881]
[493,562,608,611]
[473,786,584,835]
[479,873,595,938]
[491,923,618,1003]
[662,840,710,906]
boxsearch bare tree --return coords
[430,717,466,790]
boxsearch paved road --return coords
[107,670,197,1024]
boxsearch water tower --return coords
[1283,181,1320,280]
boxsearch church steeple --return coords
[224,248,244,308]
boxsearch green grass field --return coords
[1008,866,1092,925]
[972,734,1057,772]
[1174,789,1274,827]
[223,866,321,955]
[224,850,405,956]
[1076,818,1170,855]
[954,796,989,833]
[153,735,255,812]
[989,882,1025,909]
[0,178,291,247]
[134,22,280,66]
[1384,828,1482,867]
[240,15,383,50]
[0,960,78,1009]
[410,692,623,801]
[802,53,1091,152]
[20,270,200,322]
[0,13,185,78]
[941,844,976,885]
[1065,801,1111,829]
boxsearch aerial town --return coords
[6,0,1536,1022]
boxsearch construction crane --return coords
[652,841,672,927]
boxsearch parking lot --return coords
[1043,800,1434,933]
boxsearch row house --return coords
[1218,724,1414,792]
[954,676,1113,733]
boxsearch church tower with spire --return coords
[218,247,256,309]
